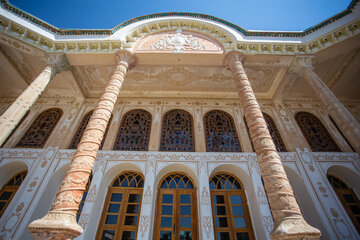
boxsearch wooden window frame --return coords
[154,172,198,240]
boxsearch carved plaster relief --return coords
[135,29,224,54]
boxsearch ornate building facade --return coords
[0,0,360,239]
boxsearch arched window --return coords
[97,171,144,239]
[16,108,62,148]
[1,110,30,147]
[328,175,360,233]
[113,109,152,151]
[295,112,341,152]
[210,173,254,240]
[154,173,198,240]
[69,111,112,150]
[160,109,194,152]
[263,112,287,152]
[76,173,92,222]
[0,171,27,217]
[204,110,241,152]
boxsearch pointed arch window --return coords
[154,173,198,239]
[0,171,27,217]
[160,109,194,152]
[204,110,241,152]
[69,111,112,150]
[328,175,360,233]
[16,108,62,148]
[295,112,340,152]
[97,171,144,239]
[263,112,287,152]
[210,173,254,240]
[113,109,152,151]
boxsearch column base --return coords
[270,218,321,240]
[28,211,83,240]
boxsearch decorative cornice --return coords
[1,0,359,37]
[0,1,359,55]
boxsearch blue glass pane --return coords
[124,216,138,226]
[161,217,172,228]
[128,194,141,203]
[180,194,191,204]
[108,204,120,213]
[162,194,173,203]
[234,217,247,228]
[237,232,250,240]
[232,206,244,216]
[215,206,226,215]
[126,204,139,214]
[110,193,122,202]
[105,215,118,225]
[180,205,191,215]
[162,205,173,215]
[180,217,192,228]
[230,195,242,204]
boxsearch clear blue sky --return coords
[9,0,353,31]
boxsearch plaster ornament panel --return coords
[262,215,274,233]
[135,29,224,53]
[0,202,24,235]
[139,215,150,236]
[85,184,97,203]
[201,216,213,238]
[78,213,90,229]
[200,186,211,206]
[256,186,268,205]
[142,186,153,205]
[311,152,360,163]
[282,162,301,176]
[330,208,352,239]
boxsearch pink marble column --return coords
[293,56,360,153]
[224,51,320,239]
[0,54,69,146]
[28,50,136,240]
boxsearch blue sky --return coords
[9,0,352,31]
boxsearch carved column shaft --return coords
[0,54,69,146]
[224,51,320,239]
[298,60,360,153]
[28,51,136,240]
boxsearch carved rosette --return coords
[292,55,360,153]
[224,51,320,239]
[28,50,137,239]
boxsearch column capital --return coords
[223,50,245,70]
[46,53,71,74]
[115,50,137,69]
[290,55,315,73]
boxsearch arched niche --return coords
[20,164,70,239]
[83,162,144,240]
[209,164,267,240]
[327,165,360,198]
[283,166,330,239]
[0,161,28,188]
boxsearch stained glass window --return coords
[328,175,360,233]
[263,112,287,152]
[204,110,241,152]
[295,112,341,152]
[16,108,62,148]
[69,111,112,150]
[0,171,27,217]
[113,109,152,151]
[1,110,29,147]
[160,109,194,152]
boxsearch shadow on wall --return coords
[20,164,69,240]
[284,166,330,240]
